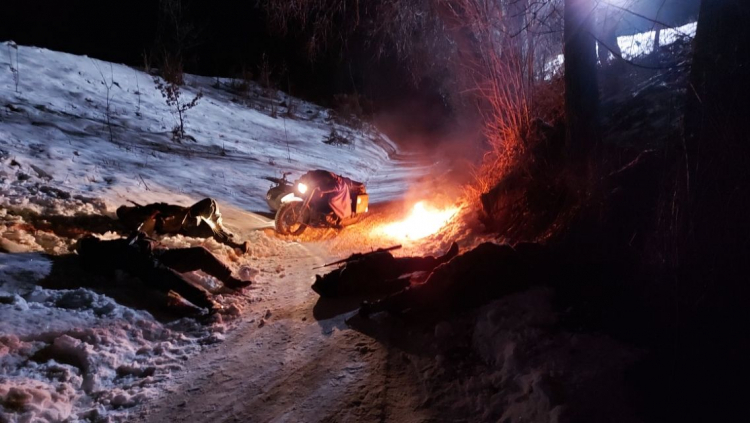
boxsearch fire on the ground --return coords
[376,201,460,241]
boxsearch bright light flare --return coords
[379,201,460,241]
[297,182,308,194]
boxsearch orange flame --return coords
[378,201,460,241]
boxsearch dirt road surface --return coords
[131,207,440,423]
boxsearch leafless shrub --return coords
[133,70,143,117]
[442,0,565,204]
[6,41,20,93]
[331,93,371,127]
[91,59,118,143]
[284,96,297,118]
[229,65,253,96]
[142,50,155,75]
[322,127,354,148]
[154,54,202,142]
[258,53,277,99]
[152,0,202,142]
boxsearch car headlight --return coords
[297,183,308,194]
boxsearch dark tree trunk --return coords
[683,0,750,306]
[677,0,750,418]
[563,0,600,177]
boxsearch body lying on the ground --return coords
[312,242,459,298]
[359,242,551,317]
[76,232,251,313]
[116,198,250,253]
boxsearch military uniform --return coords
[76,233,250,312]
[116,198,250,252]
[312,242,459,298]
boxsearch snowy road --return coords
[132,208,435,423]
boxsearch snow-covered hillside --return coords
[0,43,425,422]
[0,43,422,212]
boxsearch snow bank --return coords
[0,249,223,422]
[0,378,76,422]
[467,289,642,422]
[0,115,279,422]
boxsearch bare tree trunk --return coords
[563,0,600,177]
[677,0,750,418]
[683,0,750,301]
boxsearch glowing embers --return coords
[379,201,460,241]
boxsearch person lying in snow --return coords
[312,242,460,298]
[76,232,252,313]
[358,242,548,318]
[116,198,250,253]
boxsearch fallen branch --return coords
[138,173,151,191]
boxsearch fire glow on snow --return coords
[378,201,460,241]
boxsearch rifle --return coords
[127,210,160,246]
[313,245,402,270]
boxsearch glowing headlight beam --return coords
[297,183,308,194]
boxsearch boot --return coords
[224,276,252,291]
[437,242,459,264]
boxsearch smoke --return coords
[372,98,486,208]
